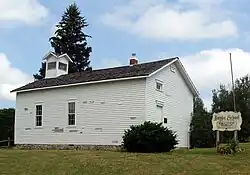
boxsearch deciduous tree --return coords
[0,108,15,146]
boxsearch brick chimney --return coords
[129,53,138,65]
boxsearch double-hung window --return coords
[35,105,42,127]
[68,102,76,126]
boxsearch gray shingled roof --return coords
[11,57,177,92]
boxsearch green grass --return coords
[0,144,250,175]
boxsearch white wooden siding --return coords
[45,55,58,78]
[145,63,194,147]
[15,79,146,145]
[45,55,69,78]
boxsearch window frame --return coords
[156,100,166,124]
[35,104,43,127]
[47,61,56,70]
[58,62,67,71]
[68,101,76,126]
[155,79,163,92]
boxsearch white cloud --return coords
[101,0,238,41]
[0,53,32,101]
[181,48,250,110]
[0,0,49,25]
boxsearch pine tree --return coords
[190,97,214,148]
[33,2,92,79]
[33,62,46,80]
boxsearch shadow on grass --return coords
[0,146,14,149]
[172,143,250,156]
[118,147,218,156]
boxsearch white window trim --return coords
[34,103,43,128]
[155,79,163,92]
[156,103,164,123]
[155,101,167,124]
[67,100,76,127]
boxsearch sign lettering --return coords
[212,111,242,131]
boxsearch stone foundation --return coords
[15,144,122,151]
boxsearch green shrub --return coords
[217,139,241,155]
[122,121,178,153]
[217,145,235,155]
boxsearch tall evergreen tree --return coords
[190,97,214,148]
[33,2,92,79]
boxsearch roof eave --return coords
[148,57,179,77]
[148,57,199,97]
[42,52,73,63]
[42,51,57,60]
[58,54,73,63]
[10,75,148,93]
[175,59,199,97]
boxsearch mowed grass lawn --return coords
[1,144,250,175]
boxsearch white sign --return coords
[212,111,242,131]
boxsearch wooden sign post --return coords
[216,130,220,147]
